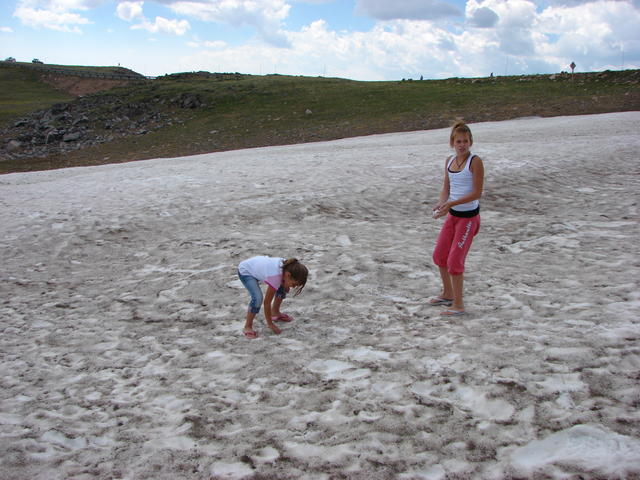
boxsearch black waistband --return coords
[450,206,480,218]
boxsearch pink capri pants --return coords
[432,214,481,275]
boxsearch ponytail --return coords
[282,258,308,295]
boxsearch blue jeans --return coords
[238,271,286,314]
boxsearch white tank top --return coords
[447,153,479,212]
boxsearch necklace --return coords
[453,155,466,170]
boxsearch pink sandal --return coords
[272,313,293,322]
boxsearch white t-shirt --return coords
[238,256,284,290]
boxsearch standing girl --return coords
[430,121,484,316]
[237,256,308,338]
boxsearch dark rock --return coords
[50,103,69,114]
[73,116,89,126]
[45,129,65,143]
[124,104,144,117]
[178,93,202,109]
[63,132,82,142]
[6,140,21,152]
[53,111,72,123]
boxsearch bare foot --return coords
[267,322,281,334]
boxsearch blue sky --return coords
[1,0,638,80]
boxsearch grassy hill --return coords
[1,60,144,80]
[1,63,639,174]
[0,64,74,125]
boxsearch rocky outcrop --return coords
[0,92,196,161]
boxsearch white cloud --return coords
[355,0,462,21]
[169,0,291,46]
[178,18,462,80]
[545,0,603,4]
[116,1,144,22]
[9,0,639,78]
[463,0,538,57]
[469,7,499,28]
[174,0,639,80]
[12,0,98,33]
[1,26,15,33]
[13,5,91,32]
[114,1,190,36]
[536,0,640,70]
[187,39,227,49]
[131,16,190,35]
[461,0,640,72]
[15,0,101,11]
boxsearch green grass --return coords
[1,65,638,173]
[6,61,142,76]
[115,71,636,150]
[0,65,74,125]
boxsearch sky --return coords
[1,0,639,81]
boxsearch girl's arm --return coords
[433,157,451,215]
[263,286,281,334]
[438,156,484,214]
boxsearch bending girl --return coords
[237,256,308,338]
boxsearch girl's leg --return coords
[238,273,262,332]
[450,273,464,312]
[438,266,454,300]
[444,215,480,313]
[433,216,455,301]
[446,215,480,275]
[244,311,257,332]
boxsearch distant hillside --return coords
[2,60,145,80]
[0,63,75,125]
[1,65,639,174]
[1,60,147,100]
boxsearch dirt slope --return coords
[38,72,139,96]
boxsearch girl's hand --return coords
[432,202,443,218]
[433,202,450,218]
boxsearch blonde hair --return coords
[449,121,473,147]
[283,258,308,295]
